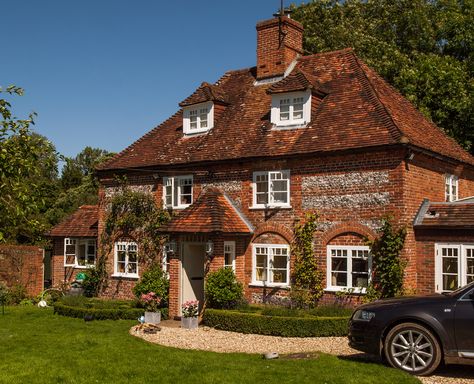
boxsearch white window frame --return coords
[113,241,139,279]
[251,170,290,208]
[445,174,458,202]
[224,241,236,271]
[271,90,311,128]
[435,243,474,293]
[183,101,214,135]
[326,245,372,293]
[251,243,290,287]
[63,237,96,268]
[163,175,193,209]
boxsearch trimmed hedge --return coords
[53,302,144,321]
[203,309,349,337]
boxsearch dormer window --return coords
[183,101,214,135]
[271,90,311,128]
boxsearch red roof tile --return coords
[162,188,253,234]
[48,205,98,237]
[98,49,474,171]
[179,82,229,107]
[414,199,474,228]
[267,68,328,96]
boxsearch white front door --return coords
[181,243,205,314]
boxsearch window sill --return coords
[249,283,290,289]
[64,265,95,269]
[249,205,292,210]
[272,123,308,130]
[325,287,367,295]
[183,128,211,136]
[111,273,139,280]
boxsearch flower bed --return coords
[203,306,351,337]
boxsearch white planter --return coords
[181,316,198,329]
[144,311,161,324]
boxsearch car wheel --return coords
[384,322,442,376]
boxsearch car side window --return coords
[460,288,474,301]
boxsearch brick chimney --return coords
[256,15,304,80]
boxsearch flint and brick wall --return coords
[97,146,474,316]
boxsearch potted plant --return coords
[140,292,162,324]
[181,300,199,329]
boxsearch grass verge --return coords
[0,306,420,384]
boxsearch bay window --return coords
[435,243,474,292]
[64,238,96,268]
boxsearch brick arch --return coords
[321,221,376,246]
[252,223,293,244]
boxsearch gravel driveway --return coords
[131,323,474,384]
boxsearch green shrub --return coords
[54,296,168,320]
[133,263,169,306]
[203,309,349,337]
[205,268,243,309]
[81,267,104,297]
[3,284,27,305]
[53,302,144,320]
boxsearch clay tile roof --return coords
[414,199,474,228]
[267,68,328,96]
[179,82,229,107]
[163,188,253,234]
[48,205,98,237]
[98,49,474,172]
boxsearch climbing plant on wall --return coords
[364,217,407,301]
[93,183,171,295]
[290,213,323,308]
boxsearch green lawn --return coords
[0,307,420,384]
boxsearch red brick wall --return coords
[402,153,474,292]
[0,245,44,296]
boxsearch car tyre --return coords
[384,322,441,376]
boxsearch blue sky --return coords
[2,0,306,160]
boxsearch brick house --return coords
[49,14,474,318]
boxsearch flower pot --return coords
[144,311,161,324]
[181,316,198,329]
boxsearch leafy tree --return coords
[0,86,58,243]
[292,0,474,154]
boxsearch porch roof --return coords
[162,188,254,234]
[47,205,98,237]
[414,198,474,229]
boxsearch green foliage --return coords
[81,267,105,297]
[203,309,349,337]
[292,0,474,154]
[365,218,407,300]
[1,284,28,305]
[259,305,353,318]
[0,86,58,244]
[132,263,169,306]
[103,185,170,262]
[205,268,244,309]
[53,302,144,320]
[291,213,323,308]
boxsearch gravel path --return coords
[131,324,474,384]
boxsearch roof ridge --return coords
[351,52,404,144]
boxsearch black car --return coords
[348,282,474,375]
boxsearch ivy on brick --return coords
[94,182,170,296]
[364,217,407,301]
[290,213,323,308]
